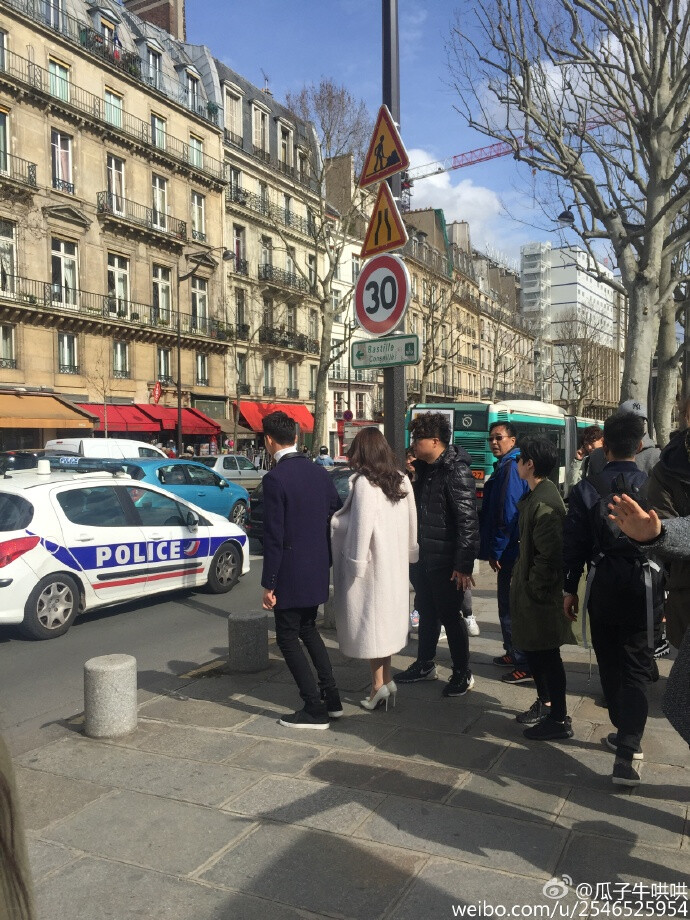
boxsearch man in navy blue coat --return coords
[261,411,343,729]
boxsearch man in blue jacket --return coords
[261,412,343,729]
[479,420,531,683]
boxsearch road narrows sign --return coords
[354,253,411,336]
[359,105,410,189]
[360,182,408,259]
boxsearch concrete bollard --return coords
[84,654,138,739]
[227,610,269,672]
[321,584,336,630]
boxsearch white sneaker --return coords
[409,609,419,631]
[465,614,480,636]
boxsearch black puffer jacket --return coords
[413,444,479,573]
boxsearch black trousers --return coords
[273,606,336,711]
[590,614,653,761]
[412,562,470,677]
[524,648,567,722]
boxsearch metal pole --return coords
[684,297,690,399]
[382,0,407,465]
[176,267,183,456]
[346,320,352,410]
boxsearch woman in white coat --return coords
[331,427,418,711]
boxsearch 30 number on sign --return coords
[354,253,410,337]
[364,267,398,318]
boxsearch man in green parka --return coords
[510,438,575,740]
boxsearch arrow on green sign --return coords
[356,349,365,359]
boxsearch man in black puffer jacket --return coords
[395,412,480,696]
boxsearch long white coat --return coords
[331,473,419,659]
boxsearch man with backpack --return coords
[563,412,664,787]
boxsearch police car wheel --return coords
[205,542,241,593]
[230,500,248,526]
[21,574,80,640]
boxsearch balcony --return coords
[286,387,299,399]
[58,363,79,375]
[263,385,276,397]
[253,145,271,165]
[196,377,209,387]
[158,374,174,386]
[458,355,478,369]
[328,365,346,381]
[277,159,295,179]
[112,368,130,379]
[0,356,17,369]
[224,128,242,148]
[309,390,316,399]
[97,192,187,247]
[191,229,207,243]
[259,325,319,355]
[225,187,313,237]
[258,263,308,293]
[238,382,250,395]
[52,176,75,195]
[234,258,249,276]
[0,151,37,193]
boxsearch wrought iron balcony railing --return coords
[234,258,249,276]
[259,325,319,355]
[263,385,276,397]
[0,151,37,187]
[224,128,242,147]
[238,382,250,395]
[52,176,75,194]
[112,368,130,379]
[226,187,314,237]
[0,356,17,369]
[97,191,187,242]
[58,363,79,374]
[258,263,308,293]
[286,387,299,399]
[196,377,209,387]
[157,374,174,385]
[191,229,207,243]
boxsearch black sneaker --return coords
[612,758,641,787]
[493,653,515,668]
[605,732,643,761]
[523,716,573,741]
[394,661,438,683]
[516,698,551,724]
[321,688,344,719]
[278,707,330,730]
[501,668,533,684]
[442,671,475,697]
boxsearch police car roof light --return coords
[48,456,127,475]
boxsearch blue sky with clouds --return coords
[186,0,562,263]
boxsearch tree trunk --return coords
[619,273,661,406]
[313,303,334,451]
[420,378,428,404]
[653,300,680,447]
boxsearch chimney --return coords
[124,0,186,41]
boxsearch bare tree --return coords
[551,310,617,415]
[482,307,533,401]
[416,281,468,403]
[448,0,690,439]
[82,333,112,437]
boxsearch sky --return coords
[185,0,571,267]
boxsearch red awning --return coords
[76,403,160,433]
[135,405,220,436]
[137,405,177,430]
[234,401,314,434]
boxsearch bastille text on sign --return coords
[360,182,408,259]
[354,253,411,337]
[359,105,410,189]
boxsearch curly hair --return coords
[346,427,407,502]
[408,412,451,445]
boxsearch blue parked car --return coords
[122,459,249,525]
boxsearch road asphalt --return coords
[10,563,690,920]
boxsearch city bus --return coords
[406,401,598,502]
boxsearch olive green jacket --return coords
[510,478,575,651]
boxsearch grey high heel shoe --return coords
[360,684,391,711]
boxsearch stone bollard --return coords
[228,610,269,672]
[84,654,137,739]
[321,584,336,630]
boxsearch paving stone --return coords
[305,750,461,802]
[491,740,619,792]
[223,774,384,834]
[379,726,506,771]
[354,795,568,877]
[462,709,596,745]
[109,720,256,763]
[266,663,370,694]
[378,697,484,736]
[200,823,425,919]
[626,761,690,803]
[137,695,255,729]
[14,766,110,831]
[43,790,254,875]
[17,736,259,807]
[238,711,398,751]
[28,838,82,880]
[449,773,568,824]
[556,832,690,889]
[227,738,325,775]
[556,787,687,848]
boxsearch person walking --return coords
[510,438,574,740]
[314,445,335,467]
[331,428,418,711]
[260,411,343,729]
[394,412,479,697]
[478,420,531,683]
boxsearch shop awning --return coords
[136,405,177,430]
[234,401,314,434]
[135,405,220,436]
[0,394,95,429]
[76,403,159,433]
[218,418,255,437]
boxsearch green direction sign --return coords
[351,334,420,369]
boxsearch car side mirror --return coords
[218,478,227,488]
[186,510,199,531]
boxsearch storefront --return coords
[232,401,314,448]
[75,403,221,454]
[0,392,95,450]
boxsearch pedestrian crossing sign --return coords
[360,181,408,258]
[359,104,409,188]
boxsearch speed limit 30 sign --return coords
[354,253,411,337]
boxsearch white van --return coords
[44,438,167,459]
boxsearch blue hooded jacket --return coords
[478,446,528,565]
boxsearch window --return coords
[331,288,341,318]
[263,358,274,392]
[253,107,269,153]
[0,324,15,368]
[49,59,69,101]
[191,277,208,331]
[262,297,273,327]
[45,0,63,30]
[0,32,5,71]
[331,338,343,377]
[129,487,186,528]
[151,114,166,150]
[309,309,318,340]
[233,224,245,264]
[333,391,344,416]
[113,340,129,378]
[283,193,292,222]
[107,253,130,316]
[280,127,291,165]
[51,237,78,307]
[51,129,73,193]
[101,17,116,49]
[308,254,316,286]
[297,150,308,181]
[196,352,208,385]
[286,246,296,277]
[309,365,317,396]
[104,90,122,129]
[351,256,360,283]
[151,174,167,230]
[286,304,296,332]
[186,73,200,112]
[356,393,365,420]
[237,352,247,385]
[258,181,269,214]
[152,264,171,322]
[333,259,340,281]
[235,288,246,326]
[191,191,205,241]
[260,235,272,266]
[57,331,78,373]
[147,47,162,89]
[0,219,16,295]
[58,486,128,527]
[0,110,7,174]
[106,154,125,213]
[229,166,242,195]
[189,135,203,168]
[157,347,172,382]
[186,465,219,487]
[225,91,242,141]
[287,362,297,392]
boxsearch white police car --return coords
[0,458,249,639]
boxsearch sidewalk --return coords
[14,563,689,920]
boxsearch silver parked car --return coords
[197,454,266,491]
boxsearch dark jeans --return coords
[273,606,336,711]
[590,613,653,761]
[461,587,473,617]
[411,562,470,677]
[496,559,529,670]
[524,648,567,721]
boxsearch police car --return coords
[0,458,249,639]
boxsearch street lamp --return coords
[176,247,234,455]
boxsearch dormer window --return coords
[101,17,116,49]
[186,72,200,112]
[147,46,162,90]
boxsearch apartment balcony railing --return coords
[238,383,250,395]
[286,387,299,399]
[258,325,319,355]
[458,355,478,368]
[235,323,250,341]
[258,263,309,293]
[0,151,37,188]
[253,145,271,164]
[263,385,276,397]
[224,128,242,148]
[225,187,314,237]
[234,258,249,276]
[329,365,346,380]
[277,160,295,179]
[157,374,174,386]
[352,369,379,383]
[309,390,316,400]
[52,176,75,195]
[0,356,17,369]
[112,368,131,379]
[97,191,187,243]
[0,48,224,182]
[58,363,79,375]
[0,0,220,125]
[191,229,207,243]
[196,377,209,387]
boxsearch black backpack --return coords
[586,469,648,562]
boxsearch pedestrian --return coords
[0,732,35,919]
[563,412,664,786]
[405,447,417,482]
[314,445,334,467]
[394,412,479,697]
[478,420,532,683]
[260,411,343,730]
[587,401,660,479]
[567,426,604,494]
[331,428,418,711]
[510,438,574,740]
